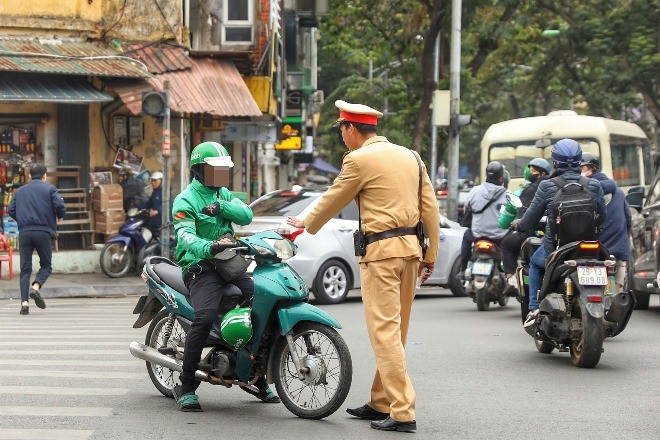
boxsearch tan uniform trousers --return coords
[361,256,418,422]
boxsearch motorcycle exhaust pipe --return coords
[603,291,636,338]
[129,341,209,382]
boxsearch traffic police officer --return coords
[287,100,440,432]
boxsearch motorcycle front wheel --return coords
[145,310,186,397]
[272,322,352,420]
[570,298,604,368]
[100,242,134,278]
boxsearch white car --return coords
[234,186,467,304]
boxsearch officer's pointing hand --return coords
[287,216,304,229]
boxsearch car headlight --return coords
[262,238,297,260]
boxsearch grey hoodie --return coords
[465,181,508,241]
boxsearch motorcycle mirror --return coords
[127,208,138,217]
[506,191,523,208]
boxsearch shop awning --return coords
[0,73,112,103]
[313,157,340,174]
[0,39,151,78]
[108,57,261,117]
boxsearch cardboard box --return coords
[93,184,123,211]
[95,210,125,235]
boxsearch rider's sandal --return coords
[240,385,281,403]
[173,385,203,412]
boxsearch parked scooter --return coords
[129,230,353,419]
[464,237,509,310]
[100,208,159,278]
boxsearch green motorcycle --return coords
[130,231,352,419]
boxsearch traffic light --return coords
[141,91,168,117]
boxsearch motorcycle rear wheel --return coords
[476,286,490,311]
[145,310,185,397]
[272,322,352,419]
[100,242,134,278]
[570,298,604,368]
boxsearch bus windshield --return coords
[488,138,600,179]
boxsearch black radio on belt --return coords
[353,229,366,256]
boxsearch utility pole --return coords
[430,34,440,182]
[161,81,171,257]
[447,0,462,220]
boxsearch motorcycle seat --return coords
[153,262,190,296]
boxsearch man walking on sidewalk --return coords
[9,164,66,315]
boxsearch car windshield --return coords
[250,190,322,216]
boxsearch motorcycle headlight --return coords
[263,238,296,260]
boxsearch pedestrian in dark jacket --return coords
[8,164,66,315]
[580,152,631,292]
[515,140,606,328]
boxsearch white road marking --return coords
[0,386,129,396]
[0,428,93,440]
[0,406,112,417]
[0,370,143,380]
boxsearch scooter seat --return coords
[153,262,190,296]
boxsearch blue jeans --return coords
[528,245,550,310]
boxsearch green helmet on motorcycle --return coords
[190,141,233,188]
[220,307,252,349]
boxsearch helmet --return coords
[485,161,505,180]
[527,158,551,175]
[551,139,582,168]
[190,141,233,168]
[220,307,253,350]
[502,169,510,188]
[579,152,600,171]
[150,171,163,180]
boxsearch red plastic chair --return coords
[0,233,13,280]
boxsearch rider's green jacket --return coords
[172,178,253,275]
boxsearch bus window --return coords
[489,144,543,178]
[611,142,640,186]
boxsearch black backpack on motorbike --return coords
[550,176,598,248]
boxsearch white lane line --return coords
[11,335,140,339]
[0,406,112,417]
[0,359,136,366]
[3,329,138,333]
[1,341,132,346]
[0,386,129,396]
[0,349,126,354]
[0,325,129,330]
[0,428,93,440]
[0,370,143,380]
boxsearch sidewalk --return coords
[0,271,146,300]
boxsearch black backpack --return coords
[550,176,598,247]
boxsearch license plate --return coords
[472,261,493,276]
[577,266,607,286]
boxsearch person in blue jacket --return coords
[514,140,606,328]
[9,164,66,315]
[579,153,631,293]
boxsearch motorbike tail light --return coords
[587,294,603,303]
[579,242,600,250]
[604,260,616,267]
[565,260,577,266]
[276,227,305,242]
[475,240,494,251]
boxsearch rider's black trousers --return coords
[180,262,253,393]
[501,231,531,274]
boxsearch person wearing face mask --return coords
[498,158,551,290]
[170,141,280,411]
[579,153,631,294]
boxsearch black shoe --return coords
[370,417,417,432]
[19,305,29,315]
[346,404,388,420]
[29,288,46,309]
[240,385,281,403]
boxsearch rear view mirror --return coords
[535,138,552,148]
[625,191,644,211]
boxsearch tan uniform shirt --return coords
[304,136,440,263]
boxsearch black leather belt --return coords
[364,227,417,245]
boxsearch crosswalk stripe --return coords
[0,370,143,380]
[11,335,140,339]
[0,386,129,396]
[1,341,130,346]
[0,428,93,440]
[3,329,137,334]
[0,349,126,354]
[0,325,128,330]
[0,406,112,417]
[0,359,136,366]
